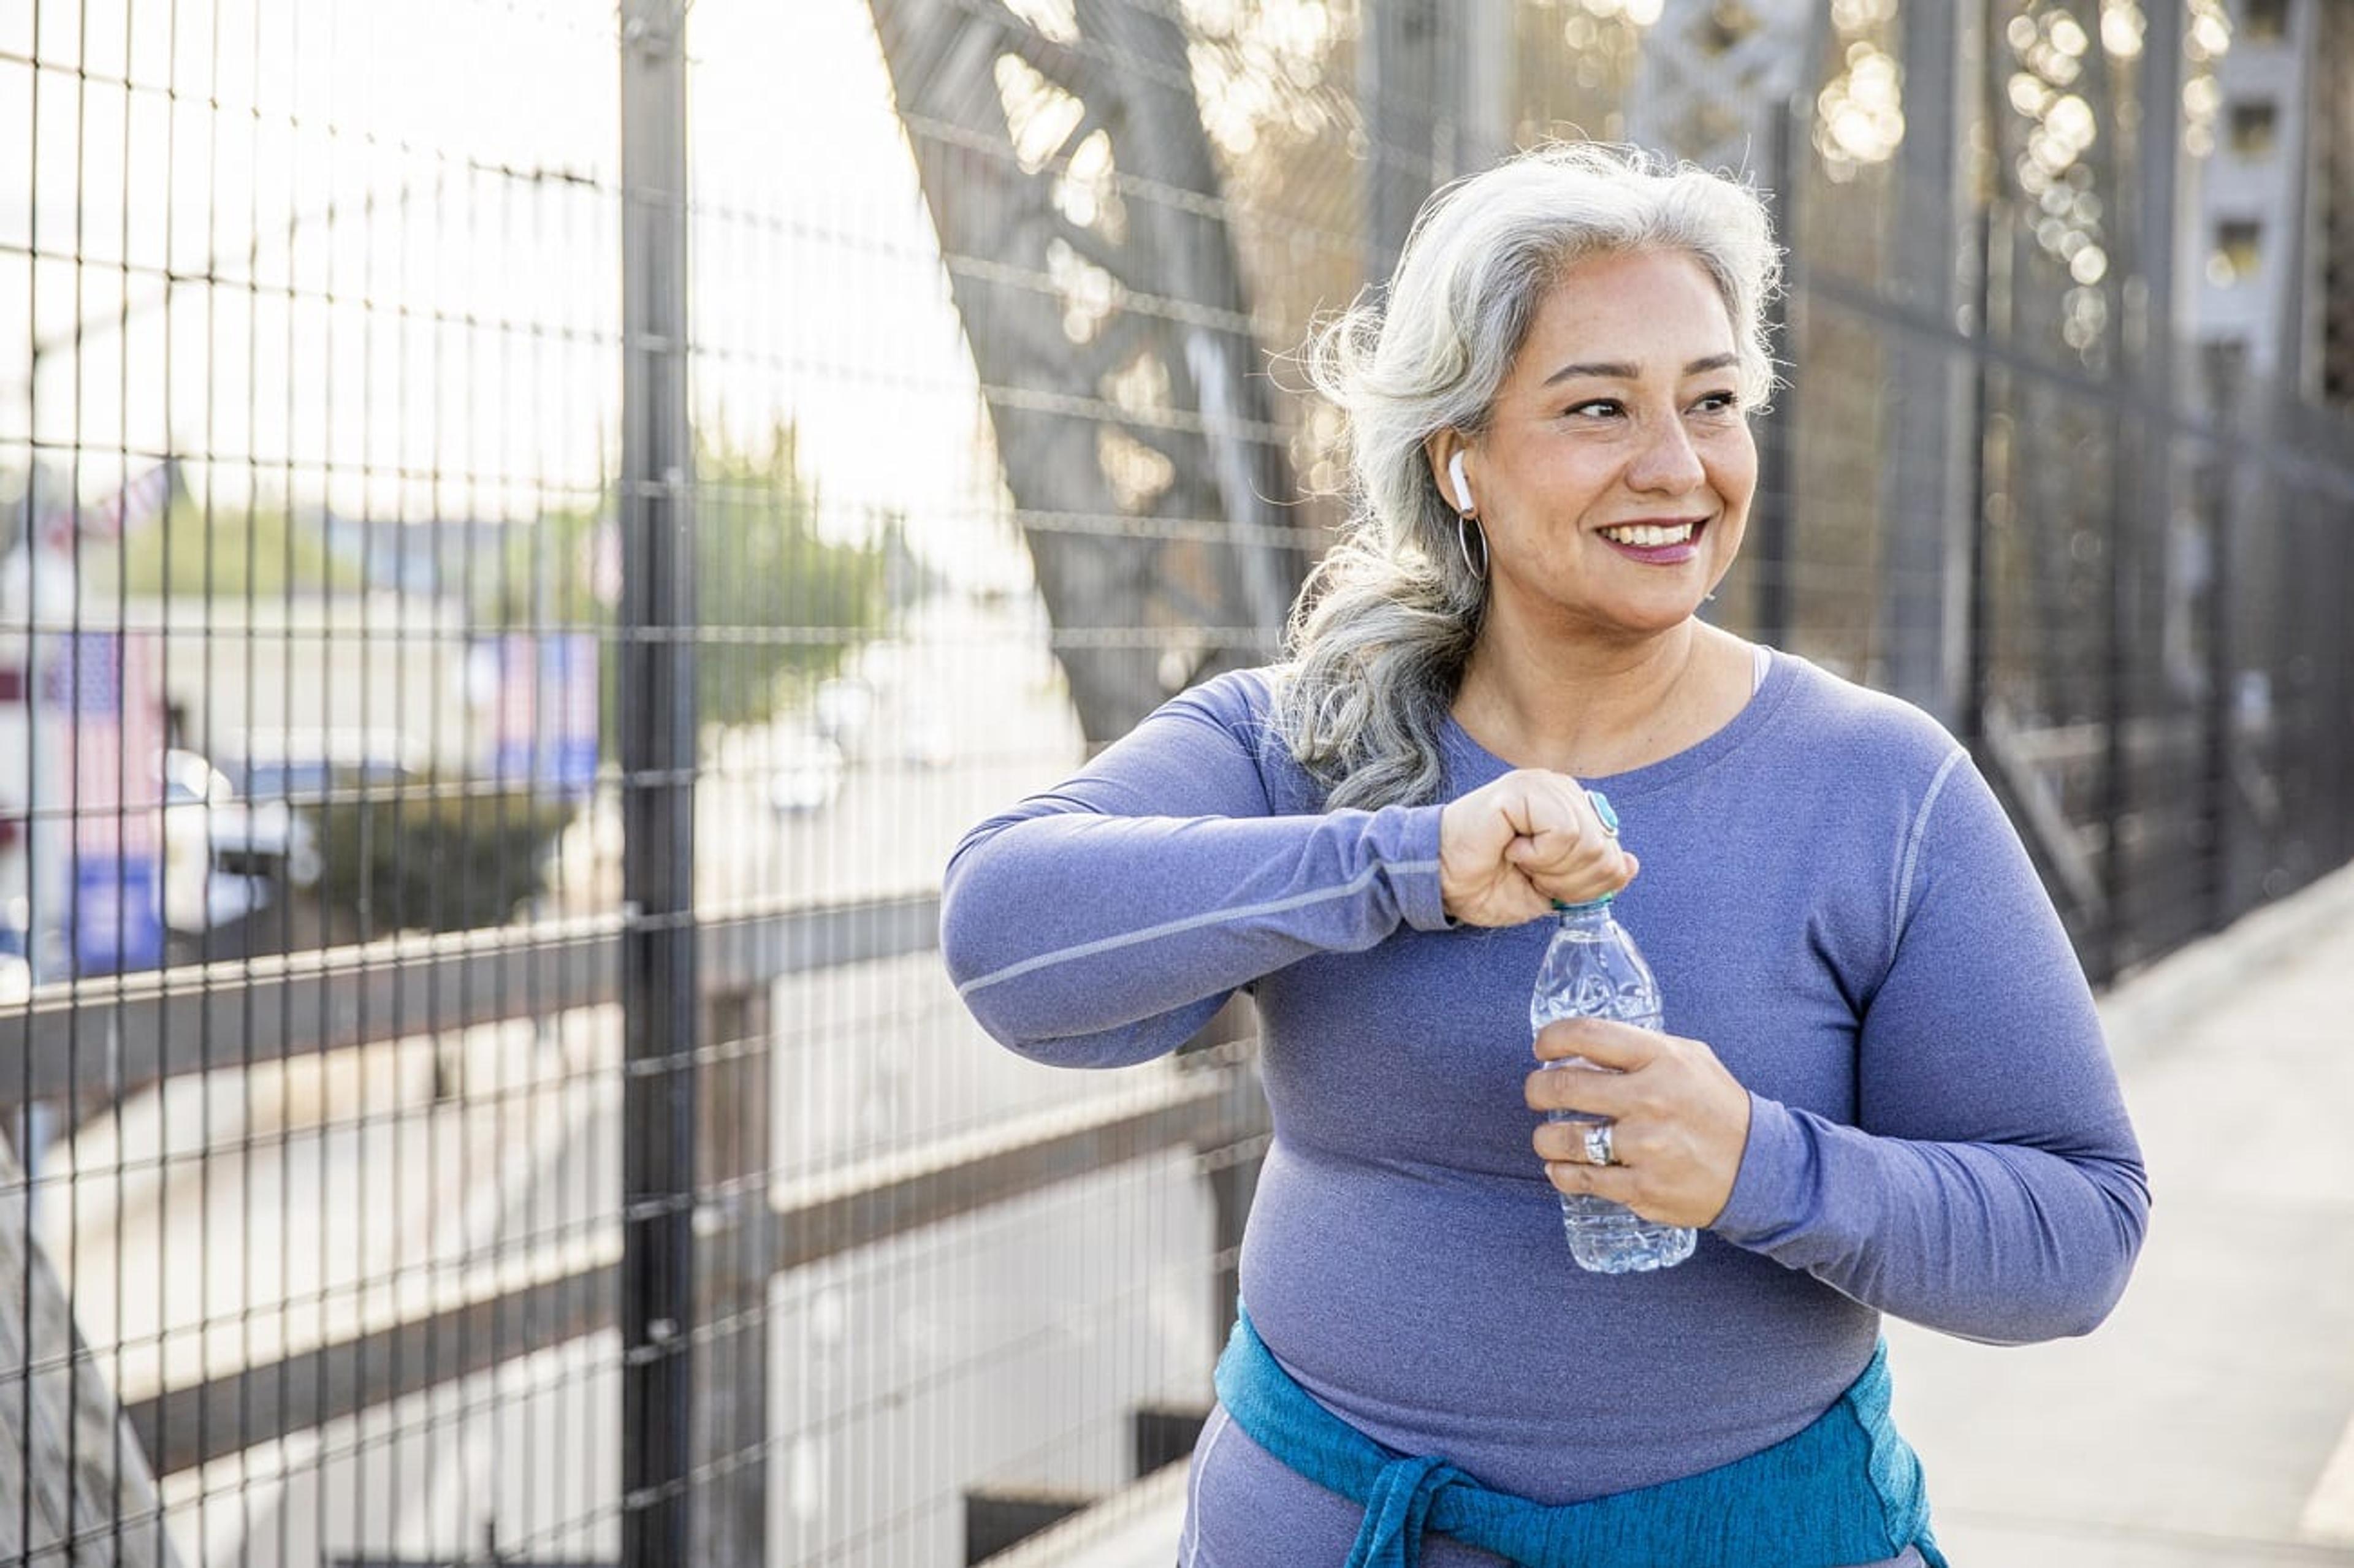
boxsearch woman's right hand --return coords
[1438,770,1638,927]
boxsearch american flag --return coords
[82,459,178,541]
[42,631,166,855]
[493,632,600,797]
[26,459,177,550]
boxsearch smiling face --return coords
[1436,248,1758,646]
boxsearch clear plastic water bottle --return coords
[1529,790,1697,1274]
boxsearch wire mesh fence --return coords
[0,1,2348,1564]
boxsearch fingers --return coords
[1531,1018,1659,1069]
[1506,837,1639,886]
[1438,789,1552,928]
[1528,1035,1753,1230]
[1501,775,1637,900]
[1439,771,1636,927]
[1525,1059,1639,1119]
[1533,1116,1626,1166]
[1541,1132,1718,1227]
[1543,1158,1643,1207]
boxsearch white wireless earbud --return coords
[1449,451,1474,512]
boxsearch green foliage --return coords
[314,784,576,937]
[693,421,886,729]
[82,414,882,744]
[489,506,603,626]
[486,421,887,733]
[121,499,363,597]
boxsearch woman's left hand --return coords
[1525,1019,1753,1229]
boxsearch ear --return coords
[1425,432,1473,514]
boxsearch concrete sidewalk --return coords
[1889,862,2354,1565]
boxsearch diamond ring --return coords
[1582,1121,1617,1167]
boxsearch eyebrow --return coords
[1542,352,1739,386]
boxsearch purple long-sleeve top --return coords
[941,649,2149,1533]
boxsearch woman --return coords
[941,143,2148,1567]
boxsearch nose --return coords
[1625,413,1706,495]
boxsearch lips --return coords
[1596,519,1708,565]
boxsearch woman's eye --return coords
[1566,399,1623,419]
[1693,390,1741,415]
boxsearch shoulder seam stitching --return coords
[1892,748,1968,948]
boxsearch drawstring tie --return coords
[1349,1453,1475,1568]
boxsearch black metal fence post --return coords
[1362,0,1443,287]
[1880,0,1970,726]
[694,984,772,1568]
[620,2,698,1564]
[1751,97,1799,650]
[2206,383,2241,930]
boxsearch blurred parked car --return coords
[0,918,28,1003]
[813,675,876,752]
[769,728,846,814]
[899,704,956,771]
[157,748,322,934]
[224,727,426,807]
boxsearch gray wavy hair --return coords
[1273,141,1781,809]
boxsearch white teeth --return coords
[1601,522,1696,547]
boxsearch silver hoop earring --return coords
[1457,513,1488,582]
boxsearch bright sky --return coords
[0,0,1029,588]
